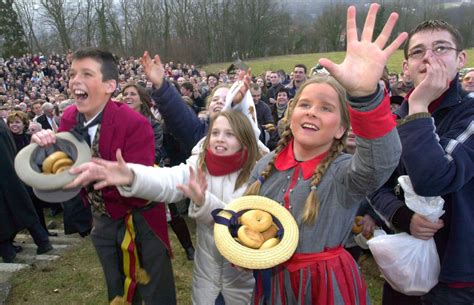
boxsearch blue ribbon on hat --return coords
[211,208,284,239]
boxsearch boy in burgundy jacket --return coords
[32,48,176,305]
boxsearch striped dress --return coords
[249,126,400,305]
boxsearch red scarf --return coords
[205,149,248,176]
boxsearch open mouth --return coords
[214,146,226,152]
[301,123,319,131]
[74,89,88,101]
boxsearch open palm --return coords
[320,4,408,97]
[66,149,134,190]
[177,166,208,207]
[140,51,165,89]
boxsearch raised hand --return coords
[232,69,253,106]
[139,51,165,89]
[177,166,208,206]
[65,149,134,190]
[407,57,450,115]
[319,3,408,97]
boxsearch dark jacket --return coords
[370,77,474,284]
[255,100,274,126]
[267,83,285,100]
[0,120,38,241]
[149,117,165,164]
[151,81,208,152]
[36,113,54,130]
[12,132,31,152]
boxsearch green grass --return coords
[8,237,106,305]
[7,219,195,305]
[203,49,474,76]
[7,216,384,305]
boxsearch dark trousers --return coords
[346,245,363,262]
[27,220,50,248]
[421,282,474,305]
[27,186,48,231]
[167,202,193,250]
[91,211,176,305]
[215,293,225,305]
[63,195,92,236]
[382,281,421,305]
[0,240,16,261]
[0,220,49,261]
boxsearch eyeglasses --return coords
[408,45,460,59]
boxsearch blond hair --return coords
[245,76,350,224]
[205,84,231,109]
[198,110,261,190]
[7,111,30,131]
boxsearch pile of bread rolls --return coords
[236,210,280,250]
[42,151,73,174]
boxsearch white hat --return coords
[14,132,91,202]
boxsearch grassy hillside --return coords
[203,49,474,76]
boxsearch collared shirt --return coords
[83,111,102,143]
[274,139,328,180]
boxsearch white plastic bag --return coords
[398,176,444,222]
[368,232,439,295]
[223,81,269,154]
[355,228,386,250]
[367,175,444,296]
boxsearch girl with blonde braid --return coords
[245,4,407,305]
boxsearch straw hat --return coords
[14,132,91,202]
[213,195,299,269]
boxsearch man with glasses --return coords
[369,20,474,305]
[461,68,474,92]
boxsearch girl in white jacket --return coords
[69,110,261,305]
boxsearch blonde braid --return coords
[301,138,346,224]
[245,124,293,195]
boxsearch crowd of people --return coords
[1,3,473,305]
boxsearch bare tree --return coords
[8,0,472,64]
[105,0,126,55]
[83,0,96,46]
[39,0,80,52]
[95,0,109,49]
[128,0,164,56]
[170,0,193,58]
[14,0,43,53]
[314,3,346,52]
[119,0,133,52]
[162,0,171,58]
